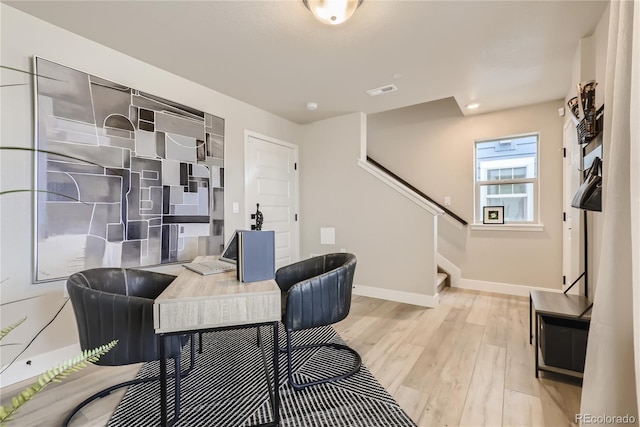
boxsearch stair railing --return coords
[366,156,468,226]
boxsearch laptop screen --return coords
[219,231,238,264]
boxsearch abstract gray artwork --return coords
[34,57,225,281]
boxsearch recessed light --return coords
[392,73,403,79]
[466,102,480,109]
[306,102,318,111]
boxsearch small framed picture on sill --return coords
[483,206,504,224]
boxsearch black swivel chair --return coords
[64,268,195,426]
[275,253,361,390]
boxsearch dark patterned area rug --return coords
[108,325,416,427]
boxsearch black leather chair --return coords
[275,253,361,390]
[64,268,194,426]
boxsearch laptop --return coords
[183,232,238,275]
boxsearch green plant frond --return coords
[0,65,62,82]
[0,318,26,341]
[0,147,104,167]
[0,149,96,204]
[0,340,117,424]
[0,295,41,306]
[0,189,89,204]
[19,389,35,401]
[0,406,10,424]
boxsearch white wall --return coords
[565,6,609,300]
[0,4,301,386]
[367,99,565,290]
[299,113,438,305]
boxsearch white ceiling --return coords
[6,0,609,124]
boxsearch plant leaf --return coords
[0,65,62,82]
[0,405,10,423]
[0,318,26,342]
[0,295,41,306]
[0,147,104,167]
[0,340,117,424]
[0,189,90,204]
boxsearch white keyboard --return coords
[201,261,235,271]
[183,260,236,275]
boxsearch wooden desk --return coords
[154,257,281,333]
[154,256,281,426]
[529,290,591,379]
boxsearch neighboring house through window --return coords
[475,134,539,224]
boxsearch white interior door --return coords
[245,132,299,268]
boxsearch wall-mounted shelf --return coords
[570,97,604,303]
[577,104,604,145]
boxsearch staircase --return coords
[359,156,462,301]
[437,269,450,293]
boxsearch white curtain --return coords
[632,0,640,419]
[580,1,640,425]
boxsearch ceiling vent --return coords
[366,84,398,97]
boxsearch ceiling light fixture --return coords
[306,102,318,111]
[466,102,480,109]
[303,0,364,25]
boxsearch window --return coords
[475,134,538,224]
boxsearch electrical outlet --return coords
[444,196,451,206]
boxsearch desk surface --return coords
[530,290,591,320]
[154,256,281,333]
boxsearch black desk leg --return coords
[529,295,533,345]
[174,355,181,419]
[534,314,539,378]
[272,322,280,426]
[160,334,169,426]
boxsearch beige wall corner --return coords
[299,113,438,298]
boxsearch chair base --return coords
[281,331,361,391]
[62,335,196,426]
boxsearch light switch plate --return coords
[320,227,335,245]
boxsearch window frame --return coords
[473,133,540,227]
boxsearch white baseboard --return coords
[0,343,81,388]
[353,284,439,308]
[436,253,561,297]
[453,278,562,297]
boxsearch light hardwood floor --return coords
[1,288,581,426]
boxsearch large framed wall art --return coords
[33,57,225,282]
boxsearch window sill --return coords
[470,223,544,232]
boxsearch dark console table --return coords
[529,290,592,379]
